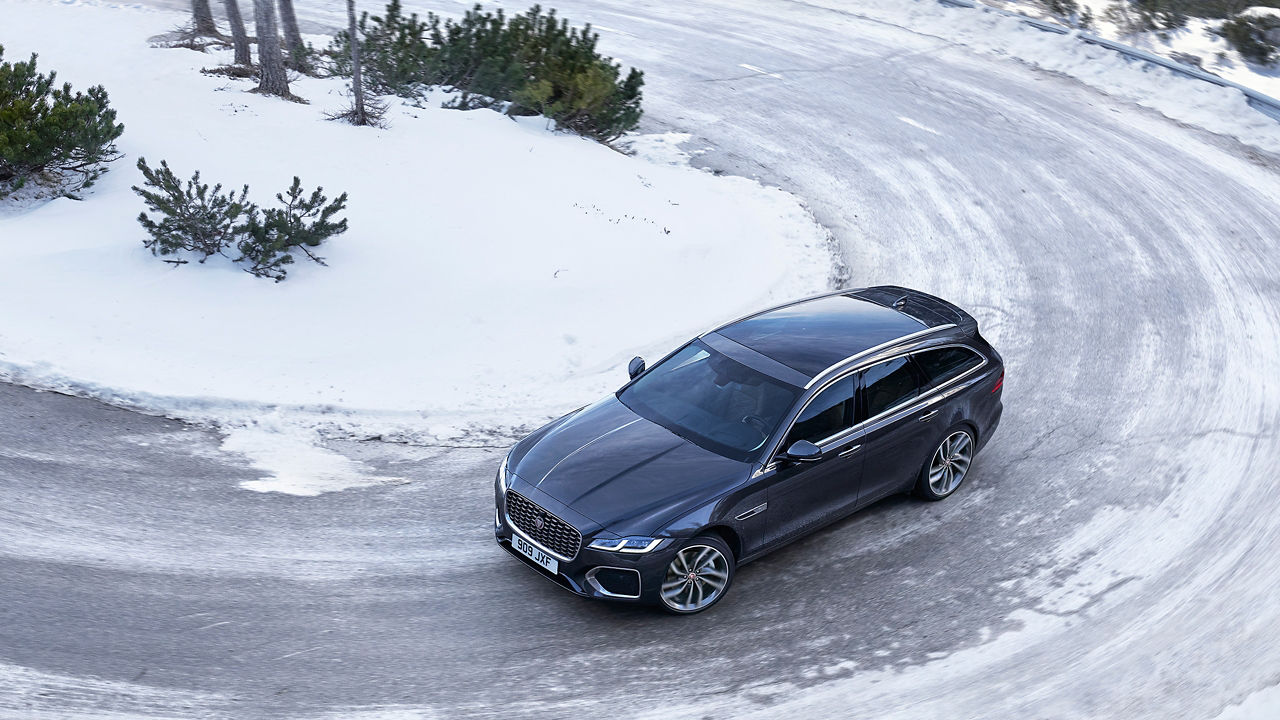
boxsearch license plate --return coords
[513,533,559,574]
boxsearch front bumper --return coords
[494,491,675,605]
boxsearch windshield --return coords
[618,340,800,462]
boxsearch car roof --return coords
[711,291,937,379]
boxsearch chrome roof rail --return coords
[803,323,956,389]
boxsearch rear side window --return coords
[785,377,855,446]
[914,347,983,387]
[861,357,922,419]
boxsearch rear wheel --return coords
[915,428,975,501]
[658,535,735,614]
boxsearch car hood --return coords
[510,396,750,536]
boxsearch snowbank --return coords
[1213,682,1280,720]
[1074,1,1280,104]
[0,0,832,443]
[819,0,1280,155]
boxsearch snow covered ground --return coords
[0,0,831,458]
[812,0,1280,155]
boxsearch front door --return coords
[762,376,865,546]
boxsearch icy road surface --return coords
[3,0,1280,718]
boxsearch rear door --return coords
[761,376,865,546]
[855,356,938,504]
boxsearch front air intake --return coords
[587,567,641,598]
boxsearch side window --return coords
[784,376,855,447]
[914,347,983,388]
[861,357,922,419]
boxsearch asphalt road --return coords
[4,0,1280,718]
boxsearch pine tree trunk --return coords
[253,0,291,97]
[224,0,252,66]
[192,0,219,36]
[347,0,367,125]
[277,0,306,69]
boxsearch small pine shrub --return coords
[1079,5,1096,29]
[1103,0,1189,32]
[288,43,323,77]
[328,0,433,95]
[440,91,502,111]
[131,162,348,280]
[1135,0,1190,30]
[327,3,645,142]
[133,158,253,262]
[1045,0,1079,17]
[1045,0,1096,28]
[426,6,528,99]
[1217,15,1279,65]
[0,45,125,198]
[236,178,348,282]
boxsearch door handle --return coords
[919,410,940,422]
[838,444,862,457]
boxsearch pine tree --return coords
[323,1,644,140]
[192,0,221,36]
[1217,13,1279,65]
[224,0,252,66]
[277,0,308,71]
[327,0,432,95]
[253,0,293,98]
[0,45,124,197]
[348,0,369,124]
[236,177,348,281]
[132,158,253,262]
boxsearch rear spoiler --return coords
[850,286,978,332]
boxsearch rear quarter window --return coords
[914,347,984,387]
[861,357,922,419]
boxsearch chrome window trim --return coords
[757,343,989,475]
[804,324,955,389]
[585,566,643,599]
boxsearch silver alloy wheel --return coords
[660,544,730,612]
[928,430,974,496]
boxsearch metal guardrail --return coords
[937,0,1280,123]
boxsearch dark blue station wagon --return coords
[495,287,1004,613]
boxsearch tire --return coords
[658,534,735,615]
[914,426,976,501]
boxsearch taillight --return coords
[992,371,1004,393]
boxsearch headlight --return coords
[496,453,511,494]
[588,536,664,554]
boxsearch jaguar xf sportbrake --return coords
[494,286,1004,613]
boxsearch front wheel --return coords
[659,535,735,614]
[915,427,975,501]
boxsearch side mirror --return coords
[627,356,646,379]
[782,439,822,463]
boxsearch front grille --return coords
[506,491,582,560]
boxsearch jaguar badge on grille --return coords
[534,514,547,531]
